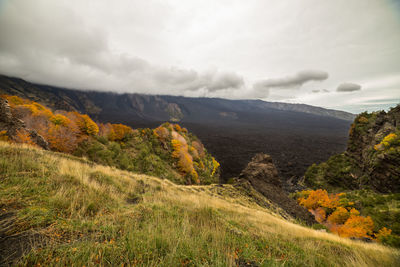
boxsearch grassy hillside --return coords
[1,142,399,266]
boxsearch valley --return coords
[0,75,352,183]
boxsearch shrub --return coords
[334,215,374,238]
[327,207,350,224]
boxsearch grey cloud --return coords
[0,0,243,95]
[251,70,329,98]
[336,83,362,92]
[253,70,329,90]
[153,69,244,93]
[312,89,330,93]
[207,72,244,92]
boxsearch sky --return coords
[0,0,399,114]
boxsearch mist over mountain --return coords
[0,74,353,182]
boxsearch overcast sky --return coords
[0,0,399,113]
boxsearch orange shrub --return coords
[327,207,350,224]
[69,112,99,136]
[109,124,132,141]
[171,138,199,183]
[174,124,182,132]
[50,114,71,126]
[349,208,360,216]
[298,189,331,210]
[334,215,374,238]
[376,227,392,243]
[46,124,80,153]
[22,103,53,118]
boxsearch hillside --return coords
[0,95,219,185]
[304,105,400,192]
[1,142,399,266]
[300,105,400,247]
[0,74,353,182]
[0,75,355,122]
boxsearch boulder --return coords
[238,153,316,225]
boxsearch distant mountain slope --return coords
[0,75,354,122]
[0,74,352,181]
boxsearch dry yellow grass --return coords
[1,141,399,266]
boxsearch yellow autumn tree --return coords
[108,123,132,141]
[69,112,99,136]
[327,207,350,224]
[334,215,374,238]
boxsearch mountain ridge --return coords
[0,74,352,182]
[0,74,355,122]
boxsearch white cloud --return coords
[0,0,399,112]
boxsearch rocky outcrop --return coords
[305,104,400,193]
[238,153,316,225]
[347,105,400,192]
[0,98,49,149]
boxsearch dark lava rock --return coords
[238,153,316,225]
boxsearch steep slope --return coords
[1,142,399,266]
[0,95,220,185]
[237,153,315,224]
[304,105,400,192]
[0,75,355,122]
[0,74,352,182]
[301,105,400,247]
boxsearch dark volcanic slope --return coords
[0,75,352,182]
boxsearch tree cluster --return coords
[297,189,392,241]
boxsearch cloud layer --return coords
[254,70,328,89]
[252,70,329,98]
[0,0,399,113]
[0,0,244,95]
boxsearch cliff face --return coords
[305,104,400,193]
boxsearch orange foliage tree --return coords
[109,124,132,141]
[171,137,199,184]
[50,114,71,126]
[297,189,391,240]
[68,112,99,136]
[327,207,350,224]
[333,215,374,238]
